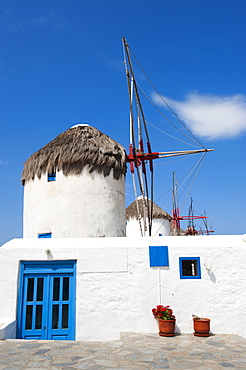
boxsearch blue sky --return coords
[0,0,245,245]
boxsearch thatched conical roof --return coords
[21,125,126,184]
[170,227,186,236]
[126,197,172,221]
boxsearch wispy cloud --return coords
[3,7,11,14]
[9,12,66,32]
[30,12,66,30]
[153,92,246,140]
[0,160,11,165]
[95,53,123,72]
[0,64,7,82]
[9,21,23,32]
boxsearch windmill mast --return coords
[122,37,214,237]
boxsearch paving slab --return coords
[0,333,246,369]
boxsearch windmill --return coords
[122,37,214,237]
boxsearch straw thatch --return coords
[170,227,186,236]
[21,125,126,184]
[126,198,172,221]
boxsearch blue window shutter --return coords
[48,173,56,182]
[38,233,52,238]
[149,246,169,267]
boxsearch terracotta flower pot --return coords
[158,319,176,337]
[193,318,210,337]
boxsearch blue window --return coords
[48,169,56,182]
[48,174,56,181]
[38,233,52,238]
[149,246,169,267]
[179,257,201,279]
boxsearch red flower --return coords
[152,305,176,320]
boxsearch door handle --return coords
[44,326,46,329]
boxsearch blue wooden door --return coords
[18,261,76,340]
[22,274,48,339]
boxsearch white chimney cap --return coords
[71,123,90,128]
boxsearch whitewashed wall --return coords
[23,166,125,238]
[0,234,246,341]
[126,217,171,237]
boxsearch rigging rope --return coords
[136,81,204,149]
[177,154,206,212]
[122,37,213,237]
[128,46,206,150]
[132,172,143,237]
[155,153,207,218]
[123,37,154,236]
[146,120,200,149]
[154,152,203,165]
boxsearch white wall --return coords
[0,234,246,341]
[0,321,16,339]
[23,166,125,238]
[126,217,171,237]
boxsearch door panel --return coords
[18,261,76,340]
[22,275,47,339]
[48,274,73,340]
[51,335,69,340]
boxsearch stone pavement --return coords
[1,333,246,369]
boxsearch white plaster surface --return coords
[0,235,246,341]
[0,321,16,339]
[127,217,171,237]
[23,166,126,238]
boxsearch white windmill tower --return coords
[21,124,126,238]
